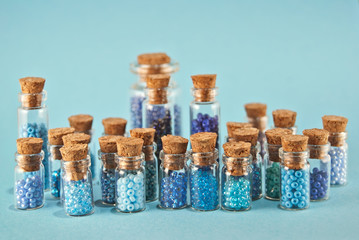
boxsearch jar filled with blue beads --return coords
[190,74,220,150]
[60,144,94,216]
[322,115,349,186]
[279,135,310,211]
[48,127,75,199]
[129,52,181,135]
[225,122,253,143]
[18,77,50,191]
[189,132,219,211]
[232,128,262,200]
[272,109,298,134]
[222,141,253,211]
[15,138,45,210]
[102,117,127,137]
[130,128,158,202]
[159,135,189,210]
[303,128,331,201]
[264,128,293,200]
[115,137,146,213]
[68,114,97,180]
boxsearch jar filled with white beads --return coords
[272,109,298,134]
[322,115,349,186]
[222,141,253,211]
[102,117,127,136]
[15,138,45,210]
[60,144,94,216]
[18,77,49,191]
[115,137,145,213]
[225,122,253,143]
[279,135,310,211]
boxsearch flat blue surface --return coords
[1,0,359,239]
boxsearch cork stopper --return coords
[302,128,329,145]
[68,114,93,132]
[190,132,217,153]
[191,74,217,89]
[223,141,251,158]
[161,135,188,154]
[99,135,124,153]
[19,77,45,94]
[60,144,88,161]
[16,138,43,172]
[146,74,170,105]
[130,128,156,146]
[16,138,43,154]
[48,127,75,145]
[281,135,309,152]
[223,141,251,176]
[102,117,127,136]
[146,74,170,88]
[322,115,348,133]
[244,103,267,118]
[62,133,91,146]
[60,144,89,181]
[272,109,297,128]
[232,128,259,146]
[265,128,293,145]
[226,122,252,138]
[116,137,144,157]
[137,52,171,65]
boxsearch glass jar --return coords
[189,149,219,211]
[115,153,145,213]
[264,143,281,200]
[49,145,62,198]
[98,151,117,205]
[308,144,330,201]
[221,153,252,211]
[158,151,188,210]
[74,129,97,180]
[143,144,158,202]
[14,151,45,210]
[18,91,49,190]
[279,148,310,210]
[61,156,94,216]
[251,142,263,200]
[248,116,268,158]
[328,132,348,186]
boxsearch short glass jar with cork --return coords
[279,135,310,210]
[225,122,252,143]
[159,135,189,210]
[189,132,219,211]
[322,115,349,186]
[115,137,145,213]
[18,77,50,191]
[303,128,331,201]
[272,109,297,134]
[102,117,127,136]
[222,141,253,211]
[15,138,45,210]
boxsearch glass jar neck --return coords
[143,143,157,161]
[190,149,219,166]
[328,132,347,147]
[247,116,267,131]
[191,87,218,103]
[222,154,252,176]
[250,142,260,161]
[266,143,281,162]
[279,148,309,169]
[307,143,330,160]
[15,151,44,172]
[62,157,90,181]
[98,151,117,169]
[130,62,179,83]
[18,91,47,109]
[146,87,169,105]
[116,154,144,170]
[50,145,63,160]
[159,150,187,170]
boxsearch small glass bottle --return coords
[15,138,45,210]
[322,115,349,186]
[190,74,220,149]
[115,137,145,213]
[60,144,94,216]
[102,117,127,137]
[18,77,50,191]
[279,135,310,211]
[272,109,298,134]
[130,53,181,135]
[225,122,253,143]
[222,141,253,211]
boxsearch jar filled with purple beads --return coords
[225,122,253,143]
[189,132,219,211]
[15,138,45,210]
[264,128,293,201]
[279,135,310,211]
[129,52,181,135]
[322,115,349,186]
[222,141,253,211]
[18,77,50,191]
[190,74,220,149]
[303,128,331,201]
[102,117,127,137]
[115,137,145,213]
[130,128,158,202]
[159,135,189,210]
[48,127,75,199]
[272,109,298,134]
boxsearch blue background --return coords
[1,0,359,239]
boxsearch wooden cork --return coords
[281,135,309,152]
[161,135,189,154]
[17,138,43,155]
[191,74,217,89]
[322,115,348,133]
[99,135,124,153]
[137,52,171,65]
[116,137,144,157]
[190,132,217,153]
[244,103,267,118]
[146,74,170,88]
[146,74,170,105]
[102,117,127,136]
[62,133,91,146]
[68,114,93,132]
[130,128,156,146]
[232,128,259,146]
[272,109,297,128]
[48,127,75,145]
[265,128,293,145]
[226,122,252,138]
[60,144,89,181]
[302,128,329,145]
[223,141,251,158]
[16,138,44,172]
[19,77,46,108]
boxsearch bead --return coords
[50,168,61,198]
[15,173,44,210]
[145,160,158,202]
[310,165,329,201]
[100,168,116,204]
[222,175,251,211]
[328,147,347,185]
[160,171,187,209]
[252,161,262,200]
[191,113,219,148]
[265,162,281,199]
[116,173,145,213]
[63,179,94,216]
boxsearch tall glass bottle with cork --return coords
[18,77,50,191]
[272,109,297,134]
[322,115,349,186]
[102,117,127,137]
[130,53,181,135]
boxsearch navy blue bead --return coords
[160,171,187,209]
[130,95,145,128]
[310,167,329,201]
[50,168,61,198]
[191,113,219,148]
[252,162,262,200]
[100,168,116,204]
